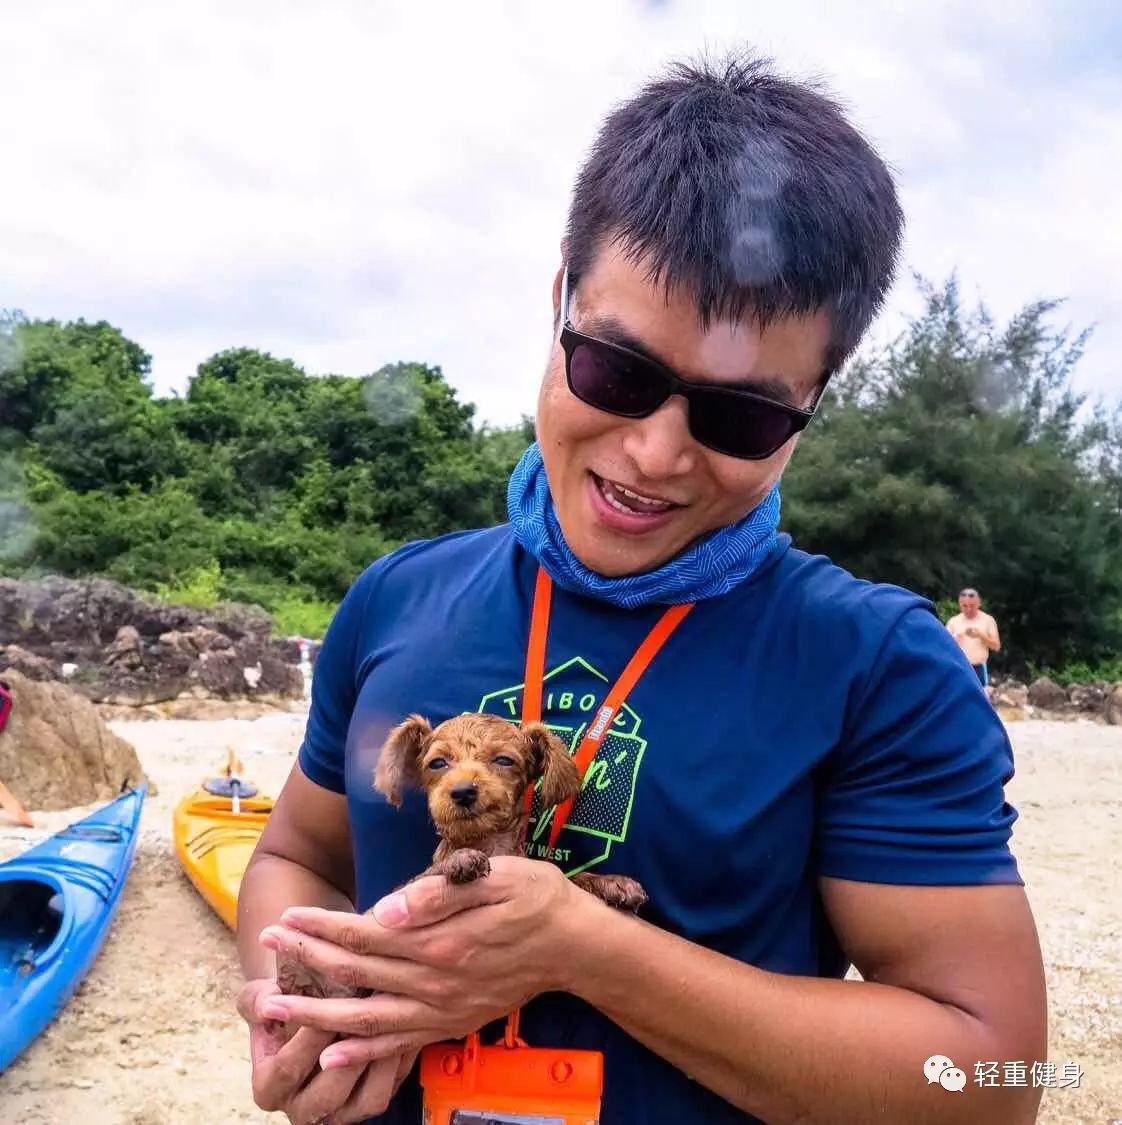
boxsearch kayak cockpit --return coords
[0,878,67,1001]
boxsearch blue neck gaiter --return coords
[506,443,781,610]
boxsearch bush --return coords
[267,595,338,640]
[933,598,958,625]
[155,559,223,609]
[1030,659,1122,687]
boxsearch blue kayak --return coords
[0,785,146,1072]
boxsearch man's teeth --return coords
[600,478,673,514]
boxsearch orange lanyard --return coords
[521,567,695,850]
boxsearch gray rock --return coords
[0,644,57,682]
[1107,685,1122,726]
[104,625,143,669]
[1067,683,1108,713]
[1027,676,1068,710]
[0,576,306,705]
[993,682,1029,710]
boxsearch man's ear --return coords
[373,715,432,807]
[552,264,566,329]
[522,721,581,809]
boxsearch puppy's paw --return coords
[274,949,361,1047]
[277,950,360,1001]
[440,848,492,885]
[572,872,648,913]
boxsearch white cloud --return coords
[2,0,1119,425]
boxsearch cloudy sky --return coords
[3,0,1120,425]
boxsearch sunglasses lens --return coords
[690,393,797,460]
[568,339,667,417]
[565,329,809,459]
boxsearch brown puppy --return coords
[376,712,647,908]
[377,712,575,881]
[276,714,645,1007]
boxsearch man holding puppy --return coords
[237,53,1045,1124]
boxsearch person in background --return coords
[947,587,1002,687]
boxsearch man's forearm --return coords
[559,899,1038,1124]
[237,852,355,980]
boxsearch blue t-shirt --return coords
[299,526,1020,1125]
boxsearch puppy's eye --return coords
[427,757,448,770]
[493,755,516,767]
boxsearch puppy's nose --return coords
[450,784,478,809]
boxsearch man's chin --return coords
[569,534,680,578]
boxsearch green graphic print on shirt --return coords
[477,655,646,877]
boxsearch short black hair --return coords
[565,52,903,372]
[959,588,980,598]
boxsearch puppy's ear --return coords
[522,721,581,809]
[373,715,432,807]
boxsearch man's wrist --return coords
[548,881,638,998]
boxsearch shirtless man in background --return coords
[947,587,1001,686]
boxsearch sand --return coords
[0,715,1118,1124]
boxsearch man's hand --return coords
[237,977,412,1123]
[257,857,580,1069]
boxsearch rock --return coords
[992,682,1029,710]
[194,650,243,697]
[158,627,233,657]
[266,657,304,699]
[1027,676,1067,710]
[104,625,143,669]
[0,670,153,809]
[272,637,302,664]
[95,704,163,723]
[1107,685,1122,726]
[1067,683,1107,713]
[208,602,275,643]
[0,575,274,648]
[1,644,56,682]
[95,684,186,707]
[0,576,307,705]
[189,650,302,700]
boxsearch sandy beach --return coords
[0,715,1118,1124]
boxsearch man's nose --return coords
[450,783,478,808]
[619,397,698,479]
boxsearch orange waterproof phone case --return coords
[420,1028,603,1125]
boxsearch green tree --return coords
[33,384,185,493]
[1,315,151,436]
[178,348,318,509]
[12,293,1113,658]
[784,278,1122,669]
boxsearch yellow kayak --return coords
[173,776,273,930]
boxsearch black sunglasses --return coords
[558,271,826,461]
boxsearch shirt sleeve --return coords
[816,605,1021,886]
[297,567,378,794]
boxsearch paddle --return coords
[226,748,243,814]
[200,747,260,812]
